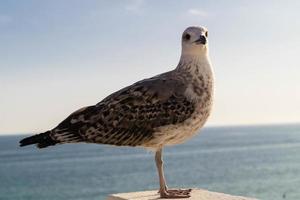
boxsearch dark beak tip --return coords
[194,36,207,45]
[200,36,207,44]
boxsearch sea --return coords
[0,124,300,200]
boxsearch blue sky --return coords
[1,0,300,134]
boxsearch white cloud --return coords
[125,0,145,13]
[187,9,208,17]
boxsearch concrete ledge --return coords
[106,189,258,200]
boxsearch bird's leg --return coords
[155,148,191,198]
[155,148,167,193]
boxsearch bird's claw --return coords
[159,188,192,198]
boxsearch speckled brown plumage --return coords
[47,71,195,147]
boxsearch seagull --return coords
[20,26,214,198]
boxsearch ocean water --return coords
[0,124,300,200]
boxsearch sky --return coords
[0,0,300,134]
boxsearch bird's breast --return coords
[143,84,214,150]
[142,62,214,150]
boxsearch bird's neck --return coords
[176,52,215,104]
[176,52,213,79]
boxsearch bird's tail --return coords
[19,131,58,148]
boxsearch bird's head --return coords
[181,26,209,56]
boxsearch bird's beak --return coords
[194,35,207,45]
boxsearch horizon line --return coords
[1,121,299,136]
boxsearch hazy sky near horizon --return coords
[1,0,300,134]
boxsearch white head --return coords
[181,26,209,57]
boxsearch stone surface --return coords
[106,189,258,200]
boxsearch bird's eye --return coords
[205,31,208,37]
[184,33,191,40]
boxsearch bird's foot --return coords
[159,188,192,198]
[158,186,192,194]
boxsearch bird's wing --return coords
[50,71,195,146]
